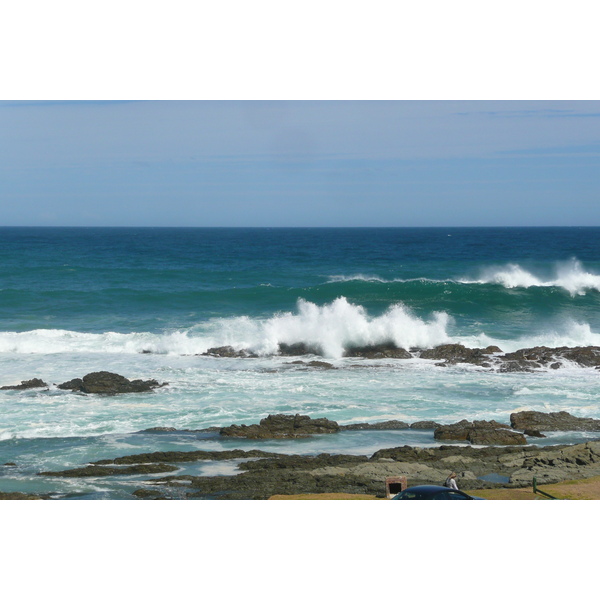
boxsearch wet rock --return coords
[39,463,180,477]
[434,420,526,445]
[340,420,410,431]
[0,378,48,390]
[287,360,336,369]
[343,343,412,359]
[410,421,442,429]
[94,449,282,465]
[0,491,43,500]
[201,346,257,358]
[278,342,322,356]
[58,372,167,395]
[524,429,546,438]
[220,413,340,439]
[419,344,492,365]
[132,489,168,499]
[57,378,84,391]
[498,360,539,373]
[141,427,178,432]
[510,410,600,432]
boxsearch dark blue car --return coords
[392,485,484,500]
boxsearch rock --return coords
[278,342,322,356]
[201,346,257,358]
[340,420,410,431]
[141,427,178,432]
[510,410,600,432]
[419,344,491,365]
[58,372,167,395]
[57,378,84,391]
[501,346,600,369]
[0,491,43,500]
[343,343,412,359]
[434,420,526,445]
[410,421,442,429]
[0,378,48,390]
[498,360,539,373]
[39,463,180,477]
[524,429,546,438]
[306,361,336,369]
[3,462,17,467]
[132,489,167,499]
[220,414,340,439]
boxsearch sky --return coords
[1,100,599,227]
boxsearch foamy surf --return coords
[3,298,600,359]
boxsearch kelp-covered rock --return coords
[0,378,48,390]
[510,410,600,432]
[58,371,167,395]
[220,413,340,439]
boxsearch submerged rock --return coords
[58,372,167,395]
[0,378,48,391]
[220,413,340,439]
[510,410,600,432]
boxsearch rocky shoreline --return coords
[200,342,600,372]
[11,411,598,500]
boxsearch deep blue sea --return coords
[2,226,600,498]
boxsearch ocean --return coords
[2,226,600,499]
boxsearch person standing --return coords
[444,472,459,490]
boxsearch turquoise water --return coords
[2,227,600,498]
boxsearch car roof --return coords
[403,485,450,492]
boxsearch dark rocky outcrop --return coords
[0,491,44,500]
[58,372,167,395]
[410,420,442,429]
[220,413,340,439]
[344,343,412,359]
[286,360,336,369]
[0,378,48,391]
[340,420,410,431]
[434,419,527,445]
[278,342,322,356]
[419,344,500,365]
[39,463,180,477]
[201,346,257,358]
[510,410,600,432]
[93,449,282,465]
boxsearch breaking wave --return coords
[3,298,600,360]
[329,259,600,296]
[461,259,600,296]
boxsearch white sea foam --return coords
[0,298,451,359]
[2,299,600,360]
[462,259,600,296]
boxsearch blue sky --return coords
[1,100,599,227]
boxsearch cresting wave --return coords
[3,297,600,359]
[328,259,600,296]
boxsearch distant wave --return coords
[3,297,600,360]
[328,259,600,296]
[461,259,600,296]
